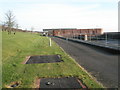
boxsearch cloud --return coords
[1,0,118,3]
[0,0,118,32]
[70,0,118,3]
[14,3,117,31]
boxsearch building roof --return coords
[43,28,77,31]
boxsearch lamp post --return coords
[96,34,98,42]
[80,34,81,40]
[105,32,107,45]
[90,32,92,42]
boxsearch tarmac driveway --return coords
[52,37,118,88]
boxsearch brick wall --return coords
[52,28,102,37]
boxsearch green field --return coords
[2,31,103,88]
[0,31,2,89]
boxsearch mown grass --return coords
[2,31,103,88]
[0,31,2,89]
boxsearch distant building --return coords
[43,28,103,37]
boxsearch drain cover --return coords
[10,82,19,88]
[40,77,86,88]
[25,55,63,64]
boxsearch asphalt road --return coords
[52,37,118,88]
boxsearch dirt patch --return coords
[5,81,20,88]
[24,55,63,64]
[37,77,87,89]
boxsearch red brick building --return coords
[43,28,103,37]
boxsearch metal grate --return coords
[25,55,63,64]
[40,77,86,88]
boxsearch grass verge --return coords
[2,31,103,88]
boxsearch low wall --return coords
[54,36,120,54]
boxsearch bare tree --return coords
[15,24,19,29]
[14,23,19,35]
[5,10,16,34]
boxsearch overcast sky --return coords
[0,0,118,32]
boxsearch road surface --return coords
[52,37,118,88]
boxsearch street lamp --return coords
[105,32,107,45]
[90,32,92,42]
[80,34,81,40]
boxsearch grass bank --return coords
[2,31,103,88]
[0,31,2,89]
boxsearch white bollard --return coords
[84,35,88,41]
[49,38,51,46]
